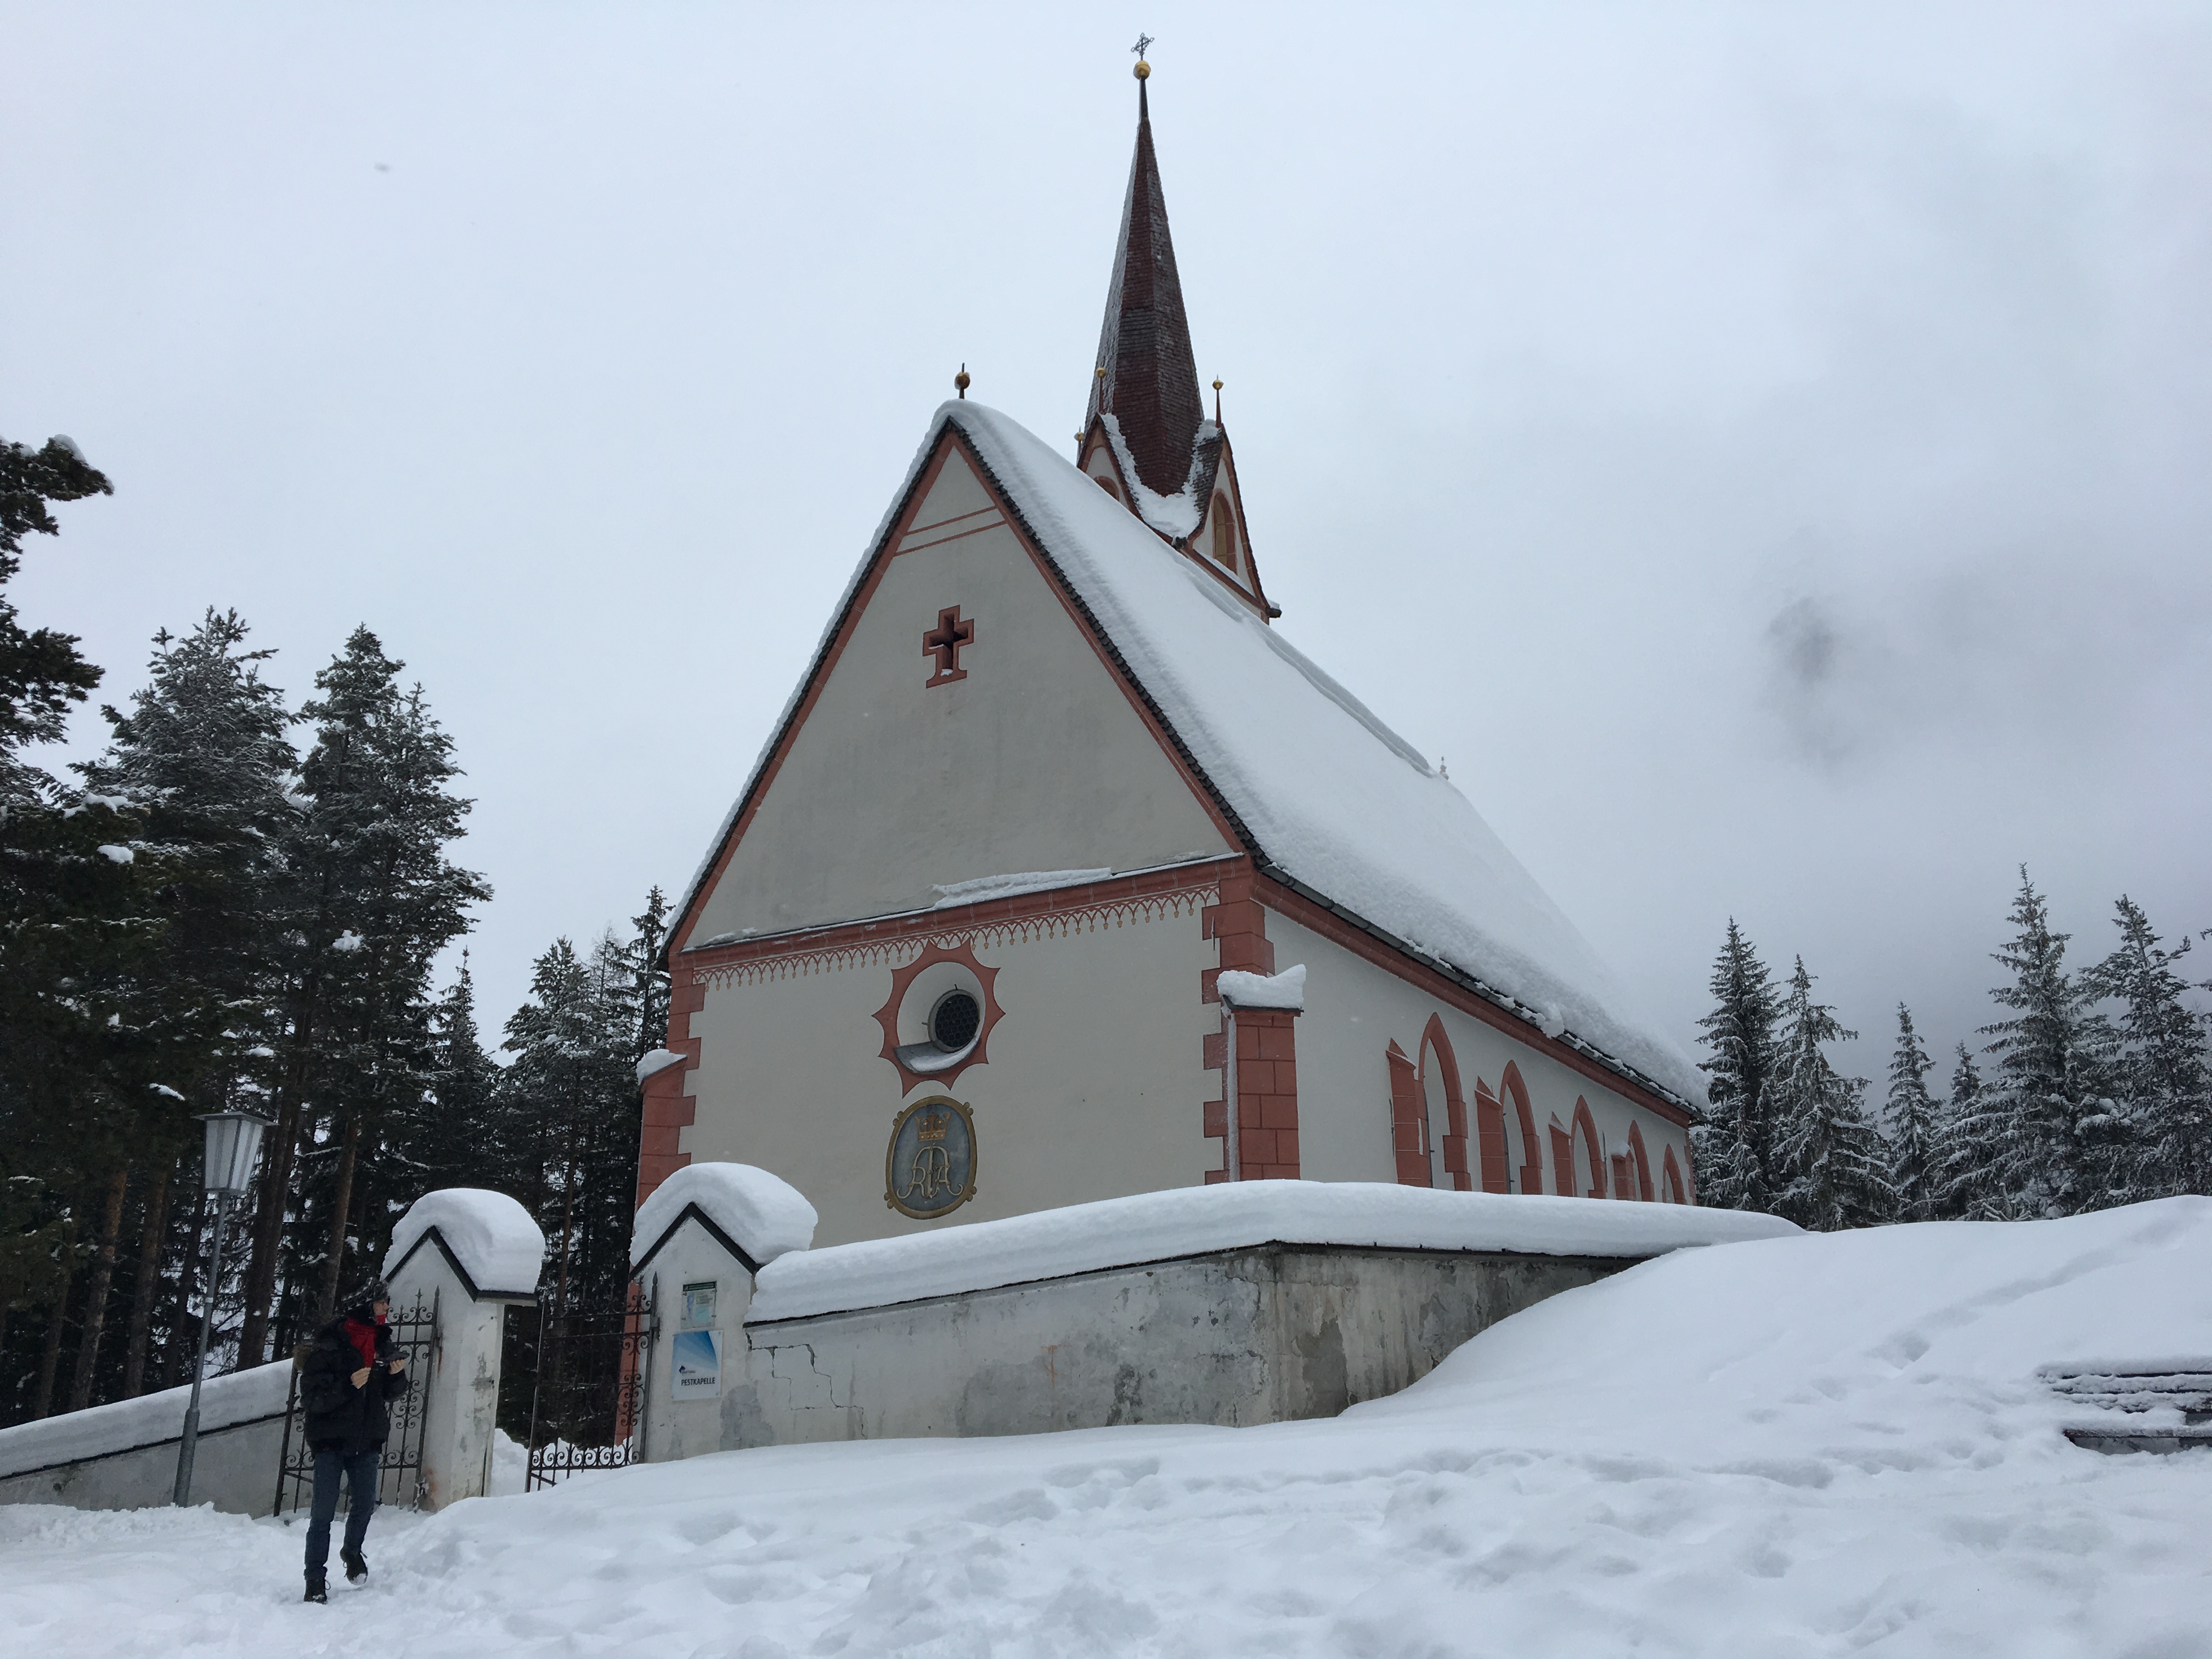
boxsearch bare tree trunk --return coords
[161,1180,209,1390]
[66,1169,131,1412]
[314,1108,363,1322]
[31,1261,75,1419]
[120,1161,174,1397]
[236,1072,308,1368]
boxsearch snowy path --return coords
[5,1200,2207,1657]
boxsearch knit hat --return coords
[345,1278,392,1318]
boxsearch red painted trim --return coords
[681,858,1231,980]
[670,427,1249,958]
[1571,1098,1608,1199]
[1627,1122,1655,1202]
[1661,1144,1688,1205]
[871,938,1004,1093]
[902,504,1001,540]
[1386,1040,1426,1187]
[1499,1062,1544,1198]
[1418,1014,1471,1191]
[1252,876,1692,1128]
[1548,1120,1575,1197]
[1080,412,1272,621]
[1232,1007,1302,1180]
[635,967,707,1209]
[1472,1078,1509,1195]
[1200,431,1277,619]
[1201,867,1297,1178]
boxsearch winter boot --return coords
[341,1548,368,1584]
[304,1578,328,1604]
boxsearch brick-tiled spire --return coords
[1086,74,1205,499]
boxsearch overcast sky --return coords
[8,3,2209,1088]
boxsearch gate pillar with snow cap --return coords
[630,1163,817,1463]
[382,1189,546,1509]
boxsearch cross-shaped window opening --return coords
[923,606,975,687]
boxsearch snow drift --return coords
[5,1199,2205,1657]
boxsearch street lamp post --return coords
[172,1108,268,1508]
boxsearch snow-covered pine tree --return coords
[1932,1043,1993,1217]
[628,887,671,1070]
[500,934,639,1317]
[76,612,298,1396]
[1884,1004,1943,1222]
[1945,872,2117,1219]
[1689,920,1782,1212]
[235,630,489,1364]
[410,954,507,1197]
[1768,957,1893,1231]
[0,436,212,1418]
[2084,896,2210,1201]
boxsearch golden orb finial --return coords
[1133,58,1149,80]
[955,363,970,399]
[1132,32,1153,79]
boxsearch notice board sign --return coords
[671,1329,723,1401]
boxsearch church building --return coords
[637,64,1703,1248]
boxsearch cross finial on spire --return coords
[1132,33,1154,63]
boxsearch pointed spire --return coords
[1086,63,1205,499]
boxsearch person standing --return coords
[298,1280,411,1602]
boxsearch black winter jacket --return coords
[299,1315,411,1452]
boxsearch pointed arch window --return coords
[1416,1017,1468,1190]
[1209,495,1239,573]
[1570,1099,1608,1199]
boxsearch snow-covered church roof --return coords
[677,396,1702,1109]
[675,75,1701,1111]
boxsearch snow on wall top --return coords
[747,1181,1795,1323]
[1219,964,1306,1011]
[0,1359,292,1480]
[384,1189,546,1298]
[675,399,1702,1104]
[630,1161,817,1271]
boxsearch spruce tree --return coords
[1933,1043,1991,1217]
[235,629,489,1363]
[1884,1004,1942,1222]
[0,437,213,1415]
[1768,957,1893,1231]
[500,934,639,1316]
[2084,896,2210,1200]
[1689,920,1781,1211]
[75,613,298,1395]
[1947,872,2117,1218]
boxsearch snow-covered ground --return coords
[4,1199,2205,1657]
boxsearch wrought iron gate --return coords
[510,1279,655,1489]
[273,1290,439,1515]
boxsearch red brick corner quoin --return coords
[1201,868,1300,1183]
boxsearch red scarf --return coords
[342,1313,382,1372]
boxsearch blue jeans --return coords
[304,1446,381,1579]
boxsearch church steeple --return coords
[1085,60,1205,500]
[1076,55,1277,623]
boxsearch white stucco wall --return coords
[721,1244,1621,1449]
[680,888,1223,1248]
[1264,909,1692,1199]
[689,447,1230,946]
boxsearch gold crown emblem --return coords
[917,1111,949,1143]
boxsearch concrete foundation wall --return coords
[710,1245,1622,1451]
[0,1407,289,1517]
